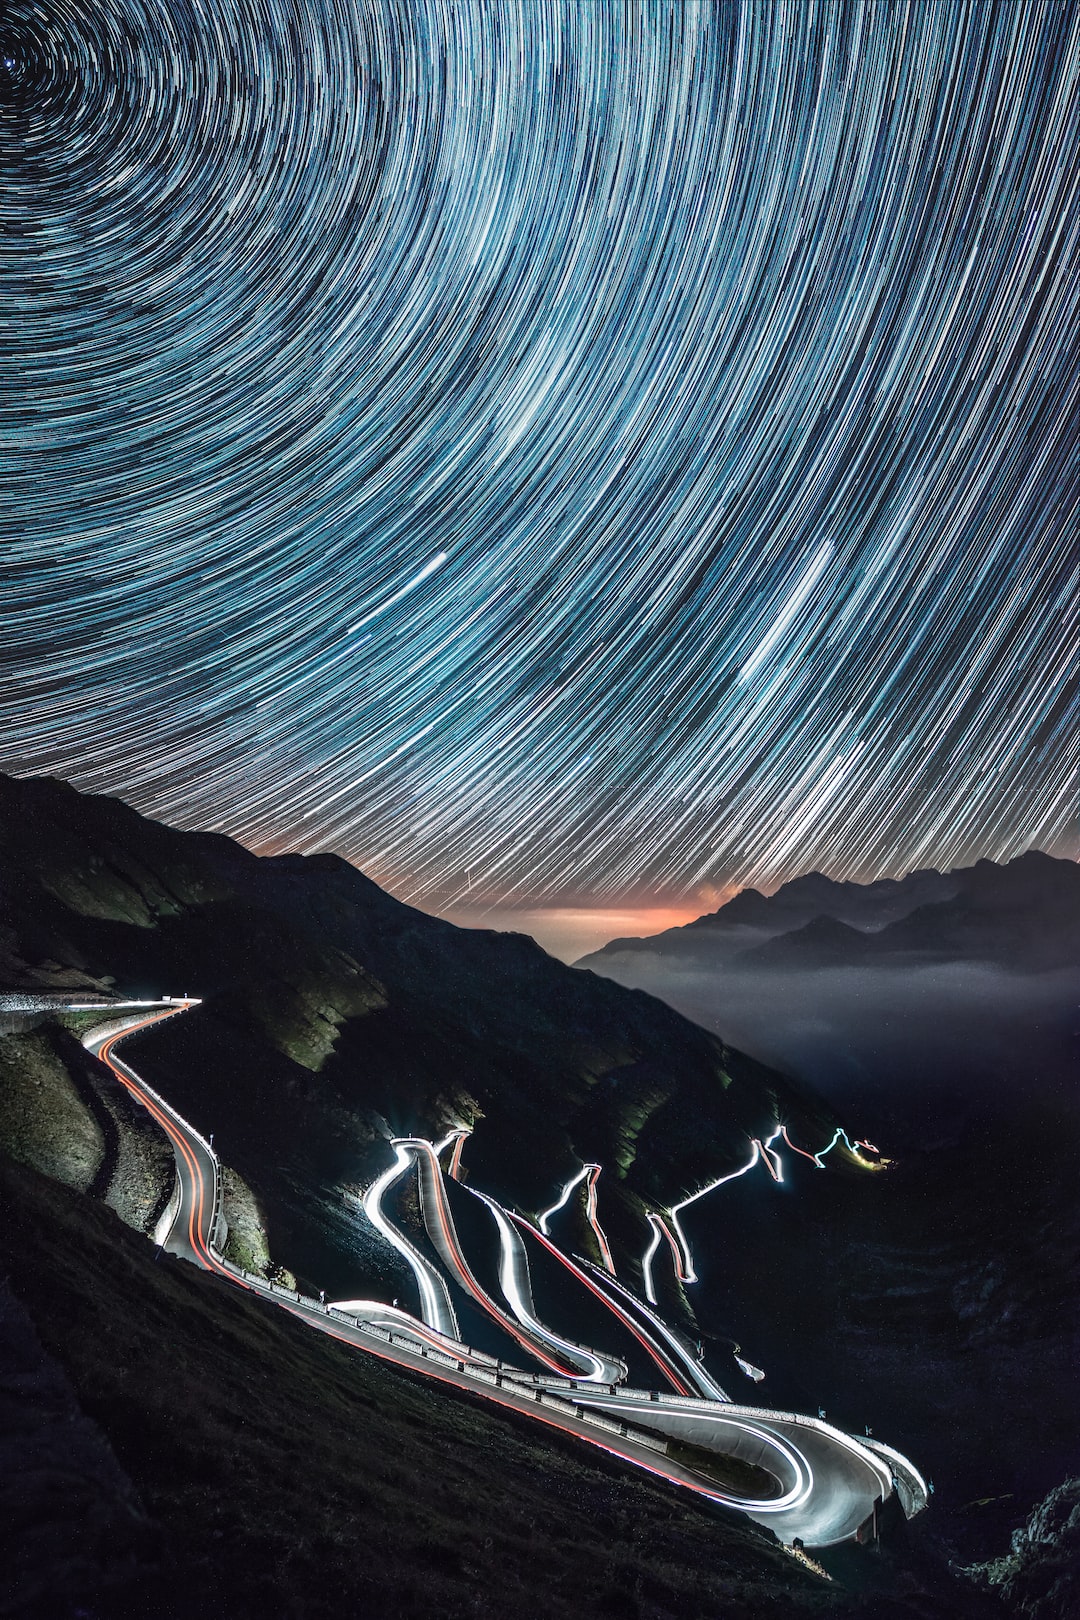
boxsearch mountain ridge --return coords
[577,849,1078,973]
[0,770,847,1308]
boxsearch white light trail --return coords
[471,1190,613,1382]
[669,1141,763,1285]
[362,1144,460,1339]
[538,1165,591,1234]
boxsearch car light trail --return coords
[325,1299,500,1368]
[446,1129,469,1180]
[648,1122,883,1298]
[469,1189,617,1382]
[538,1161,616,1272]
[81,999,924,1547]
[538,1165,592,1234]
[668,1141,763,1285]
[403,1138,577,1376]
[780,1126,829,1167]
[584,1164,616,1274]
[641,1214,663,1305]
[570,1398,813,1513]
[514,1215,709,1399]
[755,1130,785,1182]
[362,1144,461,1339]
[574,1257,732,1403]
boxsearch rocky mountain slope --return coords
[0,771,844,1308]
[3,772,1074,1616]
[575,849,1080,1594]
[12,1152,935,1620]
[966,1475,1080,1620]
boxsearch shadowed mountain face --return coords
[0,772,843,1302]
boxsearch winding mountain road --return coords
[73,999,926,1548]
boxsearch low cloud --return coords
[577,955,1079,1145]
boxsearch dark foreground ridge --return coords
[0,1154,1001,1620]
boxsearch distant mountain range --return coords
[577,852,1080,975]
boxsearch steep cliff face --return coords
[0,772,846,1301]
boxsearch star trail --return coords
[2,0,1076,917]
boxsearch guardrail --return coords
[203,1265,672,1455]
[860,1436,929,1516]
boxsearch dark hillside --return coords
[0,1152,1001,1620]
[0,771,844,1303]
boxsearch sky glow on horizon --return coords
[2,1,1076,913]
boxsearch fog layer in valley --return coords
[582,957,1077,1145]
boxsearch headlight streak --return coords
[469,1188,618,1383]
[571,1255,733,1404]
[401,1137,588,1377]
[2,1,1075,907]
[649,1123,876,1296]
[668,1141,763,1286]
[734,1354,766,1383]
[859,1434,931,1514]
[361,1143,461,1340]
[87,1007,925,1544]
[642,1210,690,1305]
[537,1160,615,1273]
[537,1165,592,1234]
[641,1214,663,1306]
[325,1298,502,1368]
[566,1399,814,1515]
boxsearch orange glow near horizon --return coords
[435,901,730,963]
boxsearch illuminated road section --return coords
[538,1161,616,1272]
[78,1000,926,1548]
[362,1143,461,1340]
[644,1125,886,1299]
[402,1136,619,1380]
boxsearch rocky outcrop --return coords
[220,1164,277,1278]
[0,1021,177,1236]
[965,1477,1080,1619]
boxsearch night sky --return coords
[2,1,1076,955]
